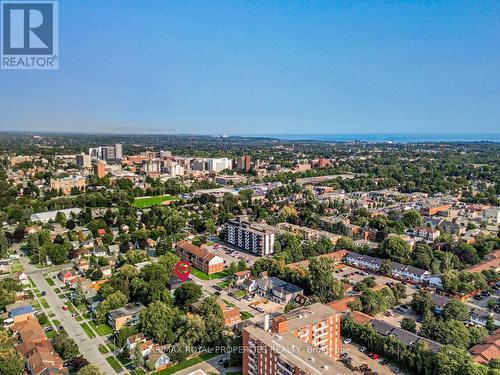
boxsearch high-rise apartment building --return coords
[238,155,251,172]
[225,216,277,256]
[242,304,347,375]
[76,153,91,168]
[142,158,162,174]
[191,158,233,173]
[94,161,106,179]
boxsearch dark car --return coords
[41,291,46,296]
[379,359,390,365]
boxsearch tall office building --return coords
[76,153,91,168]
[225,216,277,256]
[242,304,347,375]
[100,144,123,163]
[238,155,251,172]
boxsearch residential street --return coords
[17,247,118,374]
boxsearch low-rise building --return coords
[108,302,146,330]
[175,240,224,274]
[255,276,303,304]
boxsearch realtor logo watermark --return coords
[1,1,58,69]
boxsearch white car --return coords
[343,338,352,344]
[359,346,367,353]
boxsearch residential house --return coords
[240,278,258,293]
[255,276,303,304]
[413,226,440,241]
[92,246,107,257]
[6,302,35,324]
[17,272,29,286]
[0,259,10,273]
[108,244,120,256]
[469,329,500,364]
[371,319,442,353]
[147,352,171,371]
[439,220,465,236]
[233,270,251,285]
[58,269,78,283]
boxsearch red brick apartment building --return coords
[242,303,350,375]
[175,240,225,274]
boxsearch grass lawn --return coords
[227,372,243,375]
[133,369,146,375]
[234,290,247,298]
[80,323,96,339]
[106,340,116,351]
[89,321,113,336]
[158,353,219,375]
[39,298,50,308]
[10,263,24,272]
[191,267,229,281]
[216,281,231,289]
[132,194,178,208]
[75,315,83,321]
[31,301,41,309]
[98,344,109,354]
[222,299,235,307]
[54,288,61,293]
[52,319,61,326]
[240,311,254,320]
[45,277,55,286]
[28,277,36,287]
[106,356,123,373]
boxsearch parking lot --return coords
[205,238,261,267]
[341,341,405,375]
[334,265,418,300]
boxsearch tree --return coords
[227,262,237,275]
[379,237,411,264]
[284,302,299,313]
[402,209,422,228]
[0,348,25,375]
[486,316,496,333]
[115,326,136,348]
[380,259,392,276]
[442,299,470,322]
[132,345,144,369]
[156,237,172,256]
[197,296,227,347]
[174,282,202,309]
[411,290,435,317]
[401,317,416,333]
[53,332,80,361]
[38,313,48,325]
[140,301,181,344]
[77,364,105,375]
[0,230,9,258]
[237,259,247,271]
[390,283,407,302]
[308,257,344,303]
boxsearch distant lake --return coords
[241,133,500,143]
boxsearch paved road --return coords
[16,247,117,374]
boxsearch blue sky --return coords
[1,0,499,135]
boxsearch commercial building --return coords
[192,158,233,173]
[99,143,123,163]
[225,217,277,256]
[75,153,91,168]
[108,302,146,330]
[175,240,225,274]
[242,304,348,375]
[30,208,82,223]
[50,176,86,195]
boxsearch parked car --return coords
[215,291,221,296]
[393,367,401,373]
[343,338,352,344]
[41,291,46,296]
[379,359,390,365]
[359,346,367,353]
